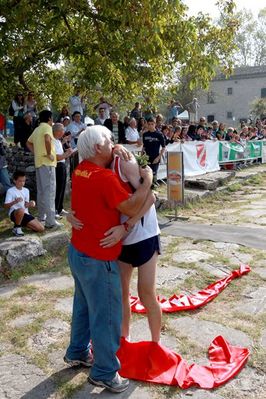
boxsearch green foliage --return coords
[0,0,238,111]
[233,7,266,66]
[250,98,266,119]
[135,153,149,168]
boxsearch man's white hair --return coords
[77,125,112,160]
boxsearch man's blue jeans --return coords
[66,243,122,381]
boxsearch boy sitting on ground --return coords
[4,170,44,236]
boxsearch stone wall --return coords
[5,145,37,199]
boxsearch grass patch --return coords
[12,284,38,297]
[56,375,87,399]
[226,183,243,193]
[242,174,265,186]
[152,384,181,398]
[7,318,45,349]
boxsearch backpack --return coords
[8,103,15,117]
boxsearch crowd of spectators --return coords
[1,92,266,236]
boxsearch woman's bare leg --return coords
[137,252,161,342]
[118,261,133,339]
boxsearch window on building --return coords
[207,115,214,123]
[261,88,266,98]
[207,91,215,104]
[227,112,233,119]
[227,87,233,95]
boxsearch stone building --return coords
[197,65,266,125]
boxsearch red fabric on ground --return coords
[117,336,249,388]
[130,265,251,313]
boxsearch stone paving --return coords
[0,173,266,398]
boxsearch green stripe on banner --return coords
[219,141,263,162]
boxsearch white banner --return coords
[166,141,220,177]
[124,141,220,178]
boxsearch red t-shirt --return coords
[71,160,130,260]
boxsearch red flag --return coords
[117,336,249,388]
[130,265,251,313]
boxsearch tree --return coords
[0,0,238,112]
[250,98,266,119]
[233,8,266,66]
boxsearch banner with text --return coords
[219,141,263,163]
[167,141,220,177]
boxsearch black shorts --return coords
[10,210,35,226]
[119,235,161,267]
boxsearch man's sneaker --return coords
[55,213,63,220]
[12,227,24,237]
[45,221,64,229]
[87,372,129,393]
[60,209,69,215]
[64,354,93,368]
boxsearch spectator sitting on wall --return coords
[57,106,70,123]
[24,92,38,126]
[12,92,25,145]
[4,170,44,236]
[19,112,34,150]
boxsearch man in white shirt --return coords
[69,89,85,118]
[94,97,112,120]
[125,118,141,144]
[67,112,87,148]
[53,123,73,217]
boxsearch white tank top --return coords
[111,156,160,245]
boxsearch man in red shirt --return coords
[64,125,153,393]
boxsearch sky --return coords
[184,0,265,18]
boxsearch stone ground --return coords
[0,171,266,398]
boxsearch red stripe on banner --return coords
[117,336,249,388]
[130,265,251,313]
